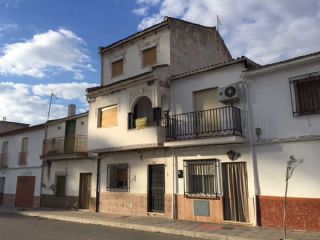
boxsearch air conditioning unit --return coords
[218,83,240,104]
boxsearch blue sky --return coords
[0,0,319,124]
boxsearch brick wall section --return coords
[33,196,40,208]
[41,194,79,209]
[257,195,320,231]
[99,192,172,218]
[3,194,15,207]
[177,195,224,223]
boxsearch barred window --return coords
[184,160,220,198]
[290,72,320,117]
[107,163,129,192]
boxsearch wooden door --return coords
[79,173,92,209]
[222,163,249,222]
[15,176,35,208]
[148,165,165,213]
[64,120,76,153]
[0,177,5,205]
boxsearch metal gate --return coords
[148,164,165,213]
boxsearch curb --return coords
[19,211,250,240]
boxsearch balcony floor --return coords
[164,135,245,147]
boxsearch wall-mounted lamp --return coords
[227,150,241,161]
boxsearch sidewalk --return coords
[1,206,319,240]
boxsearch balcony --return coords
[0,153,8,168]
[42,135,87,157]
[164,106,243,146]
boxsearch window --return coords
[0,141,8,167]
[142,46,157,67]
[290,72,320,116]
[55,175,66,197]
[99,105,118,128]
[107,163,129,192]
[18,137,28,165]
[184,160,220,198]
[111,59,124,77]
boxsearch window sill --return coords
[184,194,221,200]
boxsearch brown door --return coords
[0,177,5,205]
[79,173,92,209]
[15,176,35,208]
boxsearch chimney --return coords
[68,104,76,117]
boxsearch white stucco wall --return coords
[254,140,320,198]
[88,83,168,151]
[247,61,320,140]
[42,159,96,198]
[100,150,173,194]
[102,28,170,86]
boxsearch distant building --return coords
[40,105,94,210]
[0,124,44,208]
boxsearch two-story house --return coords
[40,105,95,210]
[0,123,44,208]
[244,51,320,231]
[86,17,246,220]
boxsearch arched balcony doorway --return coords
[128,96,161,129]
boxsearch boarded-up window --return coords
[100,105,118,128]
[142,46,157,67]
[56,175,66,197]
[112,59,123,77]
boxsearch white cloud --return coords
[32,82,97,102]
[0,0,19,7]
[0,81,97,125]
[133,0,161,16]
[0,23,18,33]
[0,28,94,79]
[135,0,320,64]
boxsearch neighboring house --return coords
[41,105,95,210]
[0,124,44,208]
[86,17,250,221]
[244,52,320,231]
[0,119,29,134]
[86,16,320,231]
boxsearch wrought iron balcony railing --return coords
[165,106,242,141]
[43,135,87,156]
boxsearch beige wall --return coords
[102,27,170,86]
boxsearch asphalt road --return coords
[0,212,200,240]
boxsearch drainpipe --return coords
[242,77,258,226]
[96,154,101,213]
[171,150,176,220]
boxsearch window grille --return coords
[184,160,220,198]
[290,72,320,117]
[107,163,129,192]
